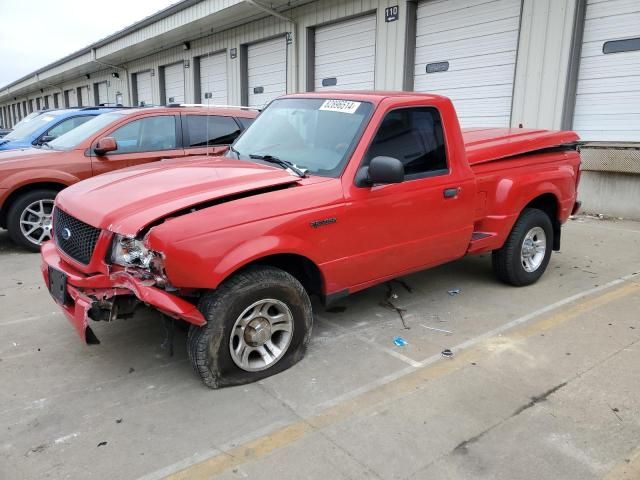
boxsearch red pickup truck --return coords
[41,92,581,388]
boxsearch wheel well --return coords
[0,182,66,229]
[524,193,561,250]
[239,254,324,298]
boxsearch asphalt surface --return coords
[1,216,639,480]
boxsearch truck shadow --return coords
[82,255,499,382]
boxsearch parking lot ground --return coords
[1,215,639,480]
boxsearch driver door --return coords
[341,107,475,287]
[91,114,184,175]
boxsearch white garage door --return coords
[66,89,77,108]
[79,86,90,107]
[135,71,153,106]
[164,62,185,105]
[573,0,640,141]
[96,82,109,105]
[314,14,377,91]
[414,0,522,127]
[247,37,287,108]
[199,52,228,104]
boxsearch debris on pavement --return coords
[393,336,408,347]
[609,405,623,422]
[420,324,453,335]
[380,282,410,329]
[26,444,49,456]
[447,289,461,296]
[441,349,454,358]
[97,441,108,447]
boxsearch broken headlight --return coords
[110,235,157,269]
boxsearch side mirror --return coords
[94,137,117,156]
[38,135,55,145]
[356,156,404,187]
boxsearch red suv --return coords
[0,106,257,250]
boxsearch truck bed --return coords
[462,128,579,166]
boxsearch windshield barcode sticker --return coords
[319,100,361,114]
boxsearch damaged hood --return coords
[56,156,302,234]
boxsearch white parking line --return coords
[316,315,422,368]
[0,311,58,326]
[315,271,640,411]
[316,271,639,373]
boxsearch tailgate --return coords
[463,128,579,166]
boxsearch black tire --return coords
[188,266,313,389]
[492,208,554,286]
[6,189,57,252]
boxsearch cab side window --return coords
[365,107,448,178]
[46,116,92,139]
[110,116,177,153]
[185,115,241,147]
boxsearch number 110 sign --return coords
[385,5,399,22]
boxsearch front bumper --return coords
[41,242,206,344]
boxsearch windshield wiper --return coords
[229,145,241,159]
[249,153,307,178]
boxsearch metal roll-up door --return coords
[247,37,287,108]
[96,82,109,105]
[413,0,522,127]
[199,52,228,104]
[163,62,185,104]
[66,89,77,108]
[573,0,640,141]
[314,14,377,91]
[135,71,153,106]
[78,86,90,107]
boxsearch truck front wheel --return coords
[188,266,313,388]
[492,208,553,286]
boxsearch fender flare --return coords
[0,169,79,193]
[210,234,326,290]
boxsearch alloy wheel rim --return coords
[521,226,547,273]
[19,199,54,246]
[229,298,294,372]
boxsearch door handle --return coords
[443,187,460,199]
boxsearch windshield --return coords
[12,111,43,128]
[48,112,125,150]
[230,98,373,177]
[3,111,61,140]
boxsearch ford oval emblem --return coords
[61,228,72,241]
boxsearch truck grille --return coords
[53,208,101,265]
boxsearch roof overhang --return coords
[0,0,307,101]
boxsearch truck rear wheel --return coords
[492,208,553,286]
[188,266,313,388]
